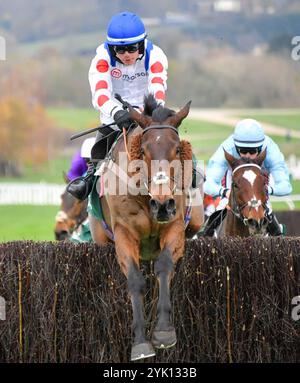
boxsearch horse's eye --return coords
[140,148,144,156]
[176,147,181,155]
[233,181,239,189]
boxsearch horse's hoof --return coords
[152,329,177,349]
[131,342,156,361]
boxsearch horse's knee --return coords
[154,248,174,275]
[127,264,146,294]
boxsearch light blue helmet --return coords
[233,119,265,148]
[106,12,146,46]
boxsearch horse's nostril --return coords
[55,230,69,241]
[165,198,176,215]
[248,219,259,229]
[149,199,160,213]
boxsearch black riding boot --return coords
[67,161,96,201]
[67,126,119,201]
[199,209,226,237]
[266,212,285,236]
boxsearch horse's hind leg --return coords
[114,225,155,361]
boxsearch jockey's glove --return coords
[114,110,134,130]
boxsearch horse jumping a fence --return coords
[89,95,204,360]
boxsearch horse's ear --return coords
[224,149,236,168]
[254,148,267,166]
[168,101,192,128]
[128,106,152,129]
[63,171,70,184]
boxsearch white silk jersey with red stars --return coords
[88,39,168,124]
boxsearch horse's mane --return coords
[143,94,175,123]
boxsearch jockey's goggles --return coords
[114,43,139,54]
[236,146,262,155]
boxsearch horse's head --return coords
[54,173,88,240]
[128,94,192,223]
[224,149,268,234]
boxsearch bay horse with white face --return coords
[89,95,204,360]
[217,149,269,237]
[54,173,88,240]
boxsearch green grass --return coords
[0,205,60,242]
[238,113,300,131]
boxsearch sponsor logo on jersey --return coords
[111,68,122,78]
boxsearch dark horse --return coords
[54,172,88,240]
[217,149,269,236]
[89,95,204,360]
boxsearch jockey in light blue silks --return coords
[202,118,292,236]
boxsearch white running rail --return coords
[0,183,65,205]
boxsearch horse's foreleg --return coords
[152,223,185,349]
[114,224,155,361]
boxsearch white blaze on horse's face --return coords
[242,169,257,187]
[156,136,161,142]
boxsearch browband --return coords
[232,163,261,175]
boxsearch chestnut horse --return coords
[89,95,204,360]
[54,173,88,240]
[217,149,269,237]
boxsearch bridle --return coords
[229,163,269,227]
[140,124,182,198]
[55,201,87,235]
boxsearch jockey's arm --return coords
[204,143,230,198]
[264,138,292,196]
[147,45,168,106]
[88,45,123,122]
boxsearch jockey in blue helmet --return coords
[67,11,168,200]
[202,119,292,236]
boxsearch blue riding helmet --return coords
[106,12,146,46]
[233,119,265,148]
